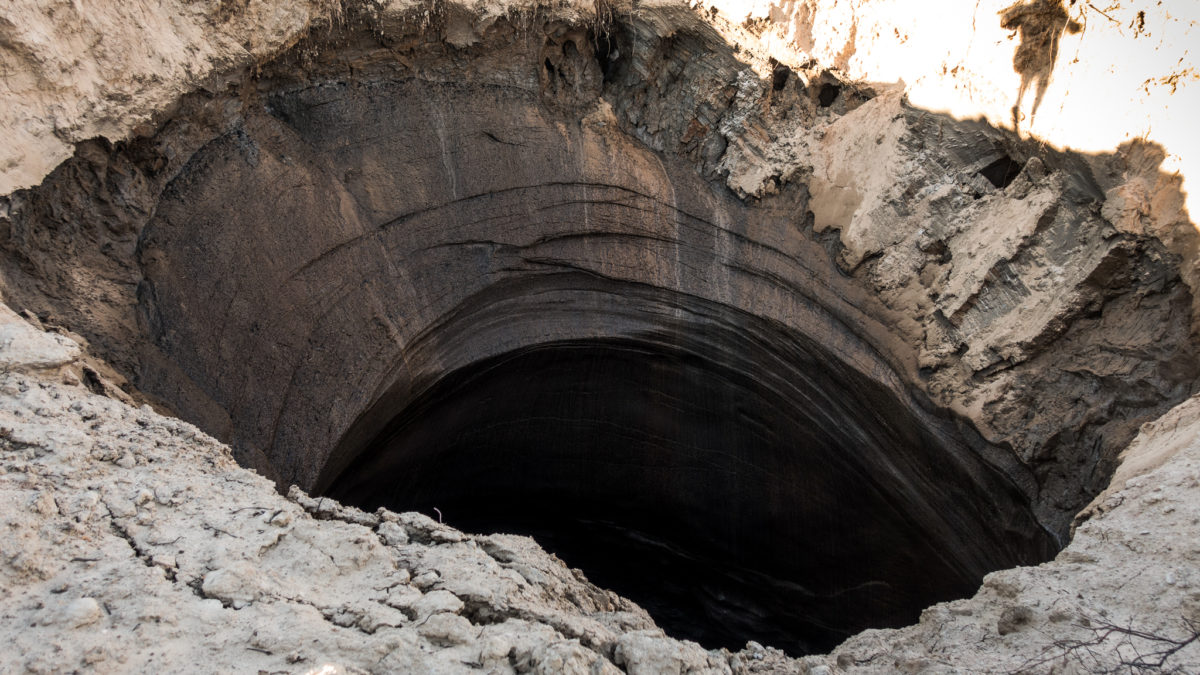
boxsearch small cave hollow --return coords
[817,82,841,107]
[771,63,792,91]
[979,155,1025,189]
[594,28,624,84]
[323,332,1056,656]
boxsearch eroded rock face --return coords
[0,0,1197,661]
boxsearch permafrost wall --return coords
[1,0,1198,672]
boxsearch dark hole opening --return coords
[817,83,840,107]
[979,155,1024,189]
[594,27,626,85]
[81,366,105,396]
[326,334,1055,656]
[772,64,792,91]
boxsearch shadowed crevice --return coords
[326,323,1056,655]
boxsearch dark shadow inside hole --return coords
[818,83,840,107]
[594,25,628,85]
[772,64,792,91]
[325,337,1056,656]
[979,155,1025,189]
[81,366,105,396]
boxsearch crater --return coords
[2,2,1194,662]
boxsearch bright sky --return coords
[704,0,1200,223]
